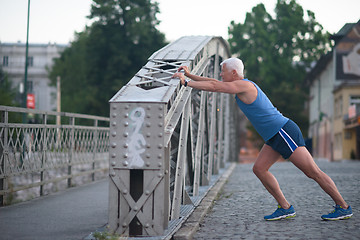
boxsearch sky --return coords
[0,0,359,44]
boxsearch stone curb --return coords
[173,163,237,240]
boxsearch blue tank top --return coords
[235,79,288,141]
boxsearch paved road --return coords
[0,161,359,240]
[193,160,360,239]
[0,179,108,240]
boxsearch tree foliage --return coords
[0,66,17,106]
[49,0,166,116]
[228,0,331,135]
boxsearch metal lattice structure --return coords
[0,106,109,205]
[108,36,240,237]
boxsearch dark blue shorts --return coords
[265,119,305,159]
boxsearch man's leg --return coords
[253,144,291,209]
[289,146,348,208]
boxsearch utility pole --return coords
[56,76,61,124]
[56,76,61,147]
[23,0,31,123]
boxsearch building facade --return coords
[307,20,360,161]
[0,42,67,111]
[333,83,360,160]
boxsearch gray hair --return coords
[220,58,244,77]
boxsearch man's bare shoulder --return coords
[234,79,258,104]
[231,79,255,91]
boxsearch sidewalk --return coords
[193,160,360,239]
[0,179,108,240]
[0,160,358,240]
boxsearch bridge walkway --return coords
[1,160,358,240]
[0,179,108,240]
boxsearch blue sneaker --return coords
[321,205,353,220]
[264,205,296,221]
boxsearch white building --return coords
[0,42,67,111]
[306,20,360,160]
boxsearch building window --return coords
[335,96,343,119]
[340,96,343,117]
[2,56,9,66]
[27,80,33,93]
[27,56,34,67]
[350,95,360,105]
[350,95,360,114]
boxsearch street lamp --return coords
[23,0,30,122]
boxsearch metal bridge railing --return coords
[108,36,240,237]
[0,105,110,206]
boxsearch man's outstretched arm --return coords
[177,66,218,82]
[173,72,247,95]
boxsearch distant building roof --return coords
[0,42,68,48]
[306,20,360,85]
[330,22,358,45]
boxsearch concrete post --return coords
[108,102,169,236]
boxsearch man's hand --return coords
[172,66,189,85]
[177,66,190,76]
[172,72,185,85]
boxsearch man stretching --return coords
[173,57,353,221]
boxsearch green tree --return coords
[49,0,166,116]
[228,0,330,136]
[50,31,89,114]
[0,66,17,106]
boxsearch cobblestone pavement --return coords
[193,160,360,240]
